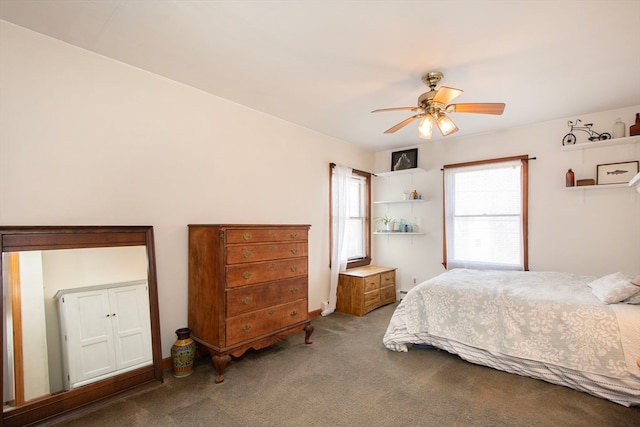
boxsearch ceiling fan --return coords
[372,71,505,139]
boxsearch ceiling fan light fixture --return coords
[418,115,434,139]
[436,113,458,136]
[372,71,504,139]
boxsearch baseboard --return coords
[162,357,172,371]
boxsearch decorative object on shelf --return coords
[391,148,418,171]
[562,119,611,145]
[596,161,640,185]
[565,169,575,187]
[171,327,196,378]
[576,179,595,186]
[411,189,419,199]
[630,113,640,136]
[376,213,395,231]
[560,134,640,152]
[612,117,626,139]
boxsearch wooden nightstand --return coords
[336,266,396,316]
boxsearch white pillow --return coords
[588,272,640,304]
[622,292,640,305]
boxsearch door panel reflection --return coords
[3,246,148,406]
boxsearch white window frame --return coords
[443,155,529,271]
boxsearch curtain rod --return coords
[330,162,374,176]
[440,157,537,171]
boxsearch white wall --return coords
[374,107,640,294]
[3,20,638,360]
[0,21,373,357]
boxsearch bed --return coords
[383,268,640,406]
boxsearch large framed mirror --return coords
[1,226,163,426]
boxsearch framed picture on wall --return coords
[596,161,639,185]
[391,148,418,171]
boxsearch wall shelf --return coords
[374,199,426,205]
[374,167,426,177]
[560,135,639,151]
[565,183,629,191]
[373,231,425,235]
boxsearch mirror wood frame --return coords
[0,226,163,427]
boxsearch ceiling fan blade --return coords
[432,86,463,104]
[446,103,506,115]
[372,107,423,113]
[384,115,422,134]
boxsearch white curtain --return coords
[323,164,351,316]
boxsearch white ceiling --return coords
[1,0,639,151]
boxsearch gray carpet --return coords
[51,303,639,426]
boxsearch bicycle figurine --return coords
[562,119,611,145]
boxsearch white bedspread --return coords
[383,269,640,406]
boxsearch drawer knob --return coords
[290,232,298,238]
[290,287,299,294]
[268,309,276,316]
[290,265,298,272]
[291,248,298,255]
[243,272,252,279]
[242,233,252,241]
[242,324,252,332]
[242,297,252,305]
[242,251,252,258]
[269,263,276,270]
[269,283,277,290]
[290,310,298,317]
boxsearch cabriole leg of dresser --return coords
[211,354,231,383]
[304,323,314,344]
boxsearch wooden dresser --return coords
[336,266,396,316]
[188,224,313,383]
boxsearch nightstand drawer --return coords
[381,285,396,304]
[364,275,380,292]
[381,271,395,286]
[364,290,380,309]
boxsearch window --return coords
[443,155,528,271]
[330,165,371,269]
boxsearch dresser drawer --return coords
[364,290,381,310]
[226,299,308,346]
[226,228,307,244]
[226,258,308,288]
[226,242,308,264]
[381,271,395,286]
[226,277,308,317]
[380,285,396,304]
[363,275,380,292]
